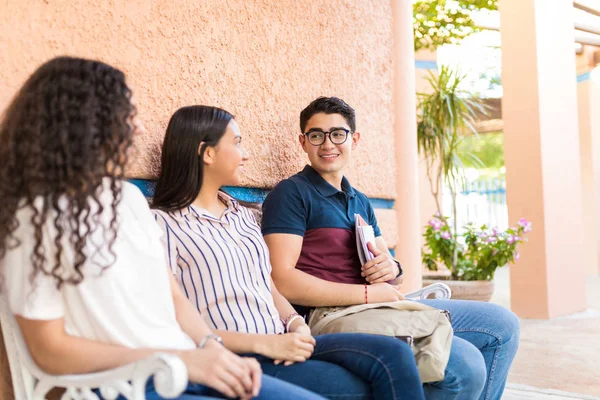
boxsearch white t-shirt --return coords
[2,178,195,351]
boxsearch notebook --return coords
[355,213,376,266]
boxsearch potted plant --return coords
[422,216,531,301]
[416,66,531,300]
[417,65,485,267]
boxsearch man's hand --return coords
[367,282,405,303]
[362,242,400,284]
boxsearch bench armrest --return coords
[404,282,452,301]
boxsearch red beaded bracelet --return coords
[364,283,368,304]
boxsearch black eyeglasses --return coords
[303,128,351,146]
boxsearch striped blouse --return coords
[152,193,285,335]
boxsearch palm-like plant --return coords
[417,65,488,269]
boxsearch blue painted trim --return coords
[388,248,395,257]
[129,179,156,198]
[368,198,395,209]
[222,186,269,203]
[128,179,396,209]
[415,60,438,70]
[577,71,591,83]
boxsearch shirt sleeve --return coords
[152,211,179,275]
[366,199,382,237]
[4,210,65,320]
[261,179,307,237]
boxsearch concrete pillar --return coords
[589,61,600,276]
[415,49,442,254]
[392,0,422,292]
[576,48,600,277]
[499,0,587,318]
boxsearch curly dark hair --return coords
[0,56,135,288]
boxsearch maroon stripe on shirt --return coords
[297,228,365,284]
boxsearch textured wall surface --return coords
[0,0,396,198]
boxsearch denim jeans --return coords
[418,299,520,400]
[250,332,426,400]
[98,374,326,400]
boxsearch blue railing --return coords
[443,178,508,231]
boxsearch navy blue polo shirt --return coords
[262,165,381,284]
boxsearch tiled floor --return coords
[490,268,600,399]
[503,383,600,399]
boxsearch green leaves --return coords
[422,217,531,281]
[417,66,489,211]
[413,0,498,51]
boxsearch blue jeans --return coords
[99,374,325,399]
[418,300,520,400]
[250,333,425,400]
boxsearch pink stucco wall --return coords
[0,0,397,198]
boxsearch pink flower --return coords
[492,227,499,237]
[518,218,533,233]
[514,251,520,261]
[506,235,515,244]
[429,219,443,231]
[441,231,451,240]
[486,236,497,243]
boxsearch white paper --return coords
[355,214,376,265]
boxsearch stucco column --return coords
[577,66,600,277]
[392,0,422,292]
[591,67,600,276]
[499,0,587,318]
[415,50,441,253]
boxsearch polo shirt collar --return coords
[301,165,356,199]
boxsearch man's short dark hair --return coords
[299,97,356,133]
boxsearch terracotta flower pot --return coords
[422,278,495,302]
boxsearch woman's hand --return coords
[182,344,259,399]
[291,323,312,337]
[257,332,316,366]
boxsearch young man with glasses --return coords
[261,97,520,400]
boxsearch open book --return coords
[355,213,376,266]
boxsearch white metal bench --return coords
[0,294,188,400]
[0,282,451,400]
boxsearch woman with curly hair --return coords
[0,56,326,400]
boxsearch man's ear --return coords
[299,134,309,154]
[351,131,361,150]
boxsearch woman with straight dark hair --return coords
[152,105,427,400]
[0,57,326,400]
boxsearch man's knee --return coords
[483,302,521,347]
[444,338,487,396]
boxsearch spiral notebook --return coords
[355,213,376,266]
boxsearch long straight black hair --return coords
[152,105,234,212]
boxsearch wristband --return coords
[197,334,223,349]
[393,259,403,278]
[285,315,304,333]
